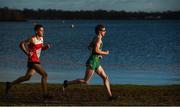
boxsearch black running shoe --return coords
[63,80,68,88]
[43,94,53,99]
[62,80,68,91]
[5,82,11,95]
[108,95,119,101]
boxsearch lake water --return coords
[0,20,180,85]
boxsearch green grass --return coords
[0,82,180,106]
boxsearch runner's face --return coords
[100,28,106,37]
[36,27,44,36]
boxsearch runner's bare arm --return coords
[88,40,94,52]
[94,37,109,55]
[19,38,32,56]
[42,43,50,50]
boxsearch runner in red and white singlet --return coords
[28,35,43,62]
[6,24,51,98]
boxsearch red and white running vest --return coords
[28,36,43,62]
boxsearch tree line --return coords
[0,7,180,21]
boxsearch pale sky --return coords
[0,0,180,12]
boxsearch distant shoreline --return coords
[1,7,180,20]
[0,20,27,22]
[0,19,180,22]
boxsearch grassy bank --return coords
[0,82,180,106]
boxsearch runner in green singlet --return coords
[86,36,103,70]
[62,24,118,101]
